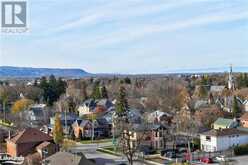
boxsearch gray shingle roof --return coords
[201,128,248,137]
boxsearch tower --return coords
[228,64,234,90]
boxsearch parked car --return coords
[139,146,156,155]
[216,155,228,162]
[165,151,177,159]
[160,149,179,156]
[200,157,213,164]
[178,148,188,154]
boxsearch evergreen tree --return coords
[69,128,75,140]
[81,81,88,101]
[244,73,248,87]
[39,75,66,106]
[91,81,101,99]
[115,86,129,118]
[232,96,240,118]
[78,129,83,140]
[124,77,131,84]
[101,86,108,98]
[53,113,63,145]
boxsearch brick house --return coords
[6,128,56,157]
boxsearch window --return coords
[206,136,211,141]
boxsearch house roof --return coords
[210,86,225,92]
[31,108,44,116]
[240,113,248,120]
[96,99,113,108]
[201,128,248,137]
[96,118,109,125]
[36,141,52,150]
[83,99,96,108]
[214,117,234,127]
[244,100,248,105]
[131,123,166,132]
[7,128,53,144]
[194,100,208,109]
[43,151,95,165]
[73,119,92,128]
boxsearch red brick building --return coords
[6,128,56,157]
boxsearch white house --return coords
[77,99,96,116]
[147,110,171,123]
[200,129,248,152]
[210,85,225,93]
[243,100,248,112]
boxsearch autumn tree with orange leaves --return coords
[11,98,33,113]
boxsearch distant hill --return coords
[0,66,91,78]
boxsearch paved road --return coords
[229,155,248,165]
[69,142,148,165]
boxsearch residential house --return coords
[72,119,92,138]
[213,117,238,130]
[42,151,95,165]
[101,110,114,125]
[6,128,56,157]
[128,124,168,150]
[36,141,57,159]
[240,113,248,128]
[77,99,115,117]
[77,99,96,116]
[22,104,47,126]
[194,100,209,110]
[50,113,78,134]
[147,110,172,125]
[128,108,143,124]
[96,99,113,110]
[200,128,248,152]
[94,118,111,137]
[243,100,248,112]
[210,86,225,94]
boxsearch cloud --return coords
[75,10,248,48]
[47,0,202,34]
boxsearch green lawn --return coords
[80,138,112,144]
[97,146,122,156]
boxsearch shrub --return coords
[234,144,248,156]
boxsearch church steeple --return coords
[228,64,234,90]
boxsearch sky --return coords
[1,0,248,74]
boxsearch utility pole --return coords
[91,113,94,142]
[3,100,6,122]
[112,112,116,151]
[65,107,67,137]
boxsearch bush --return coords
[234,144,248,156]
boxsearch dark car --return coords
[178,148,188,154]
[165,151,177,158]
[160,149,179,156]
[139,146,156,155]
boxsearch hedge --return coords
[234,144,248,156]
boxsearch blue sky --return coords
[1,0,248,74]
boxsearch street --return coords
[69,142,149,165]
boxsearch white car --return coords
[216,155,228,162]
